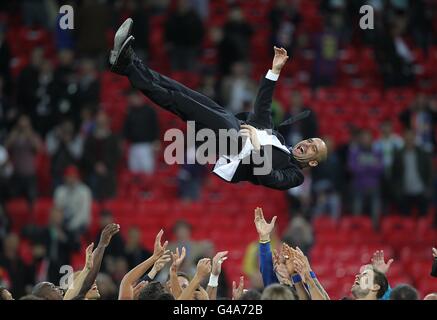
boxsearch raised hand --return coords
[171,247,186,271]
[254,207,277,242]
[153,229,169,258]
[99,223,120,247]
[433,248,437,259]
[371,250,394,275]
[212,251,228,276]
[240,125,261,151]
[196,258,212,279]
[84,242,94,270]
[232,276,245,300]
[283,244,296,276]
[153,253,172,273]
[272,46,289,74]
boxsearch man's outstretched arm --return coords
[249,47,289,129]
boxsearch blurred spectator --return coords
[282,214,314,256]
[373,12,415,87]
[311,15,341,87]
[0,145,12,205]
[46,120,83,188]
[373,120,404,211]
[168,220,210,276]
[0,233,35,298]
[79,105,96,138]
[347,130,383,229]
[218,5,253,75]
[177,146,207,201]
[74,59,101,110]
[220,62,256,114]
[286,170,312,216]
[54,165,91,235]
[82,111,121,200]
[30,207,80,285]
[95,210,125,272]
[52,49,79,125]
[21,0,49,28]
[269,0,302,55]
[16,48,57,136]
[124,226,152,270]
[119,0,151,62]
[5,115,43,205]
[280,90,319,147]
[399,94,437,154]
[123,90,159,174]
[391,130,433,217]
[389,284,419,300]
[311,137,342,220]
[0,205,10,248]
[76,0,110,60]
[164,0,205,70]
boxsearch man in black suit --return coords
[109,19,327,191]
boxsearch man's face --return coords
[86,280,101,300]
[292,138,327,167]
[42,282,64,300]
[351,267,377,299]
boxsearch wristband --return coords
[259,239,270,244]
[208,274,219,287]
[291,274,302,283]
[310,271,316,279]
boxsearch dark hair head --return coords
[389,284,419,300]
[138,281,167,300]
[156,292,175,300]
[166,271,190,282]
[239,289,262,300]
[373,270,389,299]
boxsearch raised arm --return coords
[63,243,94,300]
[169,247,186,299]
[254,207,279,286]
[206,251,228,300]
[119,229,168,300]
[283,244,310,300]
[432,248,437,277]
[178,258,211,300]
[76,223,120,299]
[248,47,289,129]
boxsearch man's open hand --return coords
[232,276,245,300]
[432,247,437,259]
[272,46,289,74]
[212,251,228,276]
[371,250,393,275]
[171,247,186,272]
[196,258,212,279]
[99,223,120,247]
[254,207,277,242]
[240,124,261,151]
[153,229,169,258]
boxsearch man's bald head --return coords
[32,282,63,300]
[292,138,328,168]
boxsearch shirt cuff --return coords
[265,70,279,81]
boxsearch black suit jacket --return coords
[229,76,304,190]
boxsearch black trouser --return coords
[126,58,241,135]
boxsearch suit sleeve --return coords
[248,74,277,129]
[254,146,305,190]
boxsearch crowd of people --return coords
[0,0,436,301]
[1,206,436,300]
